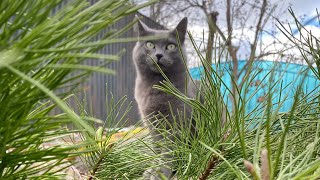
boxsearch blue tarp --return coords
[189,60,319,113]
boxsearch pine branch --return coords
[88,144,114,180]
[198,155,219,180]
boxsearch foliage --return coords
[92,9,320,180]
[166,16,320,179]
[0,0,154,179]
[1,0,320,179]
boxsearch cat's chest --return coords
[135,81,178,113]
[135,85,171,105]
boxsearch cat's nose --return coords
[155,54,163,60]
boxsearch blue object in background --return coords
[189,60,319,113]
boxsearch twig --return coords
[239,0,268,89]
[261,149,270,180]
[244,149,270,180]
[198,127,232,180]
[88,143,114,180]
[198,155,219,180]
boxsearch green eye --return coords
[166,43,176,50]
[145,42,155,49]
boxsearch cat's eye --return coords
[166,43,176,50]
[145,42,155,49]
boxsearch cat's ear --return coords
[134,15,149,37]
[173,17,188,43]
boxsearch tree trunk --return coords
[206,12,219,65]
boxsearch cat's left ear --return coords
[172,17,188,43]
[134,15,149,37]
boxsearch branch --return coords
[198,155,219,180]
[226,0,238,64]
[88,143,114,180]
[206,11,219,64]
[249,0,267,61]
[242,1,279,20]
[201,0,227,44]
[239,0,267,88]
[198,129,231,180]
[244,149,270,180]
[226,0,232,47]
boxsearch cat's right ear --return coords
[173,17,188,43]
[134,15,149,37]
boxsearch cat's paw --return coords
[143,168,157,180]
[143,168,173,180]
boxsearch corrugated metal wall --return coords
[52,1,165,126]
[88,13,164,125]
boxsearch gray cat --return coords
[133,17,197,179]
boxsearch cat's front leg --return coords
[143,135,175,179]
[159,154,174,178]
[143,165,173,180]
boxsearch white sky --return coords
[261,0,320,64]
[189,0,320,66]
[287,0,320,17]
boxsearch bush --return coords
[0,0,153,178]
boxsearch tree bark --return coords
[206,11,219,65]
[226,0,239,111]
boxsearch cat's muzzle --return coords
[146,56,173,73]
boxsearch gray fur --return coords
[133,17,195,179]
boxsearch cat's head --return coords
[132,17,188,74]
